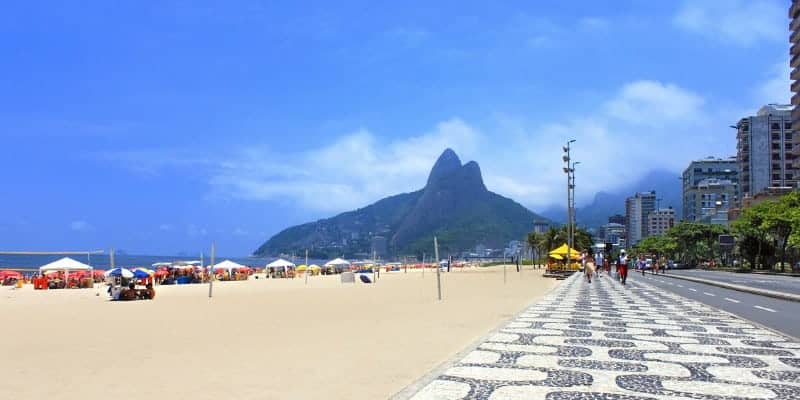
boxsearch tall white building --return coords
[625,191,656,248]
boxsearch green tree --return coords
[558,225,593,252]
[664,222,728,267]
[762,192,800,272]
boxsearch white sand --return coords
[0,266,558,399]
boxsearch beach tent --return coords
[266,258,295,271]
[39,257,93,284]
[212,260,247,274]
[39,257,93,273]
[324,258,350,267]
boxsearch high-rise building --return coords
[532,220,550,234]
[791,1,800,170]
[600,223,625,247]
[735,104,798,198]
[691,178,737,226]
[608,214,625,225]
[625,191,656,248]
[647,208,676,237]
[681,157,738,221]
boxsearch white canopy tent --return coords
[266,258,295,271]
[39,257,93,285]
[212,259,247,273]
[324,258,350,267]
[39,257,93,272]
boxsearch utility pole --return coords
[434,237,441,300]
[208,241,215,298]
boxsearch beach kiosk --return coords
[39,257,94,289]
[546,244,581,275]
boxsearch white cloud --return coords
[70,220,91,232]
[208,118,481,211]
[106,81,710,212]
[755,59,791,104]
[605,80,705,125]
[673,0,786,46]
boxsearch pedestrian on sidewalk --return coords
[618,250,629,285]
[594,251,603,277]
[653,258,660,275]
[638,255,647,277]
[585,248,595,283]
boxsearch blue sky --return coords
[0,0,792,255]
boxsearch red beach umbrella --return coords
[0,270,22,279]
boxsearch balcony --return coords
[792,1,800,19]
[793,52,800,69]
[793,93,800,106]
[793,79,800,94]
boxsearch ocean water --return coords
[0,254,328,271]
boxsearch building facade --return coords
[735,104,798,199]
[601,222,626,247]
[647,208,676,237]
[532,220,550,234]
[791,1,800,170]
[681,157,738,221]
[693,178,737,226]
[625,191,656,248]
[608,214,625,225]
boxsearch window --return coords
[787,174,794,180]
[773,143,781,150]
[786,122,793,130]
[773,174,781,180]
[787,132,794,140]
[772,123,780,130]
[773,133,781,140]
[773,153,782,160]
[773,163,781,170]
[787,143,793,150]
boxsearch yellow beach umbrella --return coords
[309,265,321,270]
[296,265,308,272]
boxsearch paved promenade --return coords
[402,272,800,399]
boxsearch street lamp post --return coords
[563,140,576,269]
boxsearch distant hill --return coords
[541,169,682,228]
[254,149,548,258]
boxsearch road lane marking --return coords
[677,284,684,288]
[703,292,716,297]
[754,306,777,313]
[688,288,697,292]
[724,298,741,304]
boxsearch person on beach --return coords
[653,258,660,275]
[618,250,628,285]
[144,283,156,300]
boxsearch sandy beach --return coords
[1,266,558,400]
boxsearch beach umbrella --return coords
[132,269,151,279]
[0,270,22,280]
[296,265,308,272]
[104,268,134,278]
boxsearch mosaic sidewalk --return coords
[405,272,800,400]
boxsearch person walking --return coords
[618,250,629,285]
[594,251,603,277]
[584,248,595,283]
[639,255,647,277]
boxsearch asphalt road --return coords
[666,269,800,295]
[616,271,800,340]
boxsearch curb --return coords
[388,272,572,400]
[657,272,800,303]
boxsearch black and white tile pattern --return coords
[407,273,800,399]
